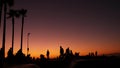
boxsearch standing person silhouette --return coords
[46,49,50,59]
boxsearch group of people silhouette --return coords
[0,45,80,68]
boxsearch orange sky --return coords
[0,24,120,58]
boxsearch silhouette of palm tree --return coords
[7,9,19,54]
[2,0,14,67]
[19,9,27,52]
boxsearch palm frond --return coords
[19,9,27,17]
[7,9,20,19]
[6,0,14,7]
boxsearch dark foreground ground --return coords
[4,56,120,68]
[72,57,120,68]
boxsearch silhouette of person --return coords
[60,46,64,56]
[66,47,70,55]
[46,49,50,59]
[91,52,94,56]
[95,51,98,56]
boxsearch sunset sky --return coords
[0,0,120,58]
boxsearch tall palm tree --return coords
[19,9,27,52]
[1,0,14,27]
[7,9,19,55]
[2,0,14,66]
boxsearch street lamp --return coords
[27,33,30,56]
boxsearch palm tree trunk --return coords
[12,17,14,54]
[20,16,24,52]
[2,2,7,67]
[0,0,3,28]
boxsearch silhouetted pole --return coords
[8,9,20,54]
[19,9,27,52]
[20,15,24,52]
[1,0,14,67]
[27,33,30,56]
[11,14,15,54]
[2,1,7,67]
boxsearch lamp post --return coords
[27,33,30,56]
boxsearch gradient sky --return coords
[0,0,120,58]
